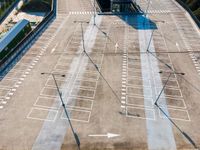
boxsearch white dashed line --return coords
[8,93,14,96]
[2,101,7,104]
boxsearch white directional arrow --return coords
[115,43,119,53]
[88,133,120,138]
[51,43,59,53]
[176,42,181,52]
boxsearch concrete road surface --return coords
[0,0,200,149]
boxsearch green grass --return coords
[181,0,200,21]
[0,0,17,17]
[20,0,52,13]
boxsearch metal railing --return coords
[0,0,56,78]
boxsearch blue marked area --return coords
[119,15,157,30]
[135,14,177,150]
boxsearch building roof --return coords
[0,19,30,53]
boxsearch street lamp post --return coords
[146,29,155,52]
[154,71,198,149]
[93,0,96,26]
[74,21,89,52]
[145,0,151,17]
[41,72,80,150]
[154,71,185,105]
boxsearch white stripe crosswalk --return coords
[147,10,171,14]
[69,11,94,15]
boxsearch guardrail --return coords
[176,0,200,28]
[0,0,56,78]
[0,0,20,24]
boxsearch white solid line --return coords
[176,42,181,52]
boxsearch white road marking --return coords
[88,133,120,138]
[121,96,126,99]
[5,97,10,100]
[121,92,126,95]
[115,43,119,53]
[176,42,181,52]
[51,43,59,53]
[32,15,102,150]
[138,15,177,149]
[1,101,7,104]
[8,93,14,96]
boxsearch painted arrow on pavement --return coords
[88,133,120,138]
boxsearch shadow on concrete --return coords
[118,14,157,30]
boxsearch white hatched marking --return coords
[121,105,125,108]
[121,96,126,99]
[8,93,14,96]
[2,101,7,104]
[121,101,126,104]
[69,11,94,15]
